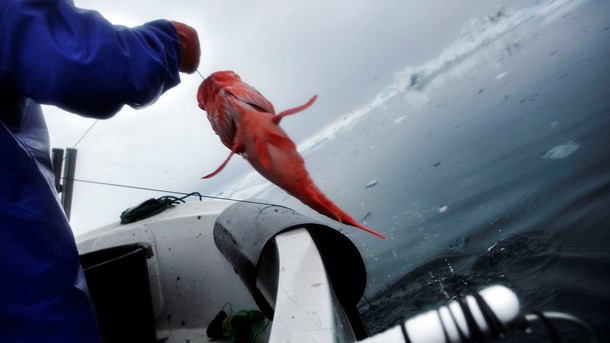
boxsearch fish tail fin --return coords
[306,188,342,221]
[344,218,388,240]
[303,185,387,240]
[328,204,387,240]
[273,95,318,124]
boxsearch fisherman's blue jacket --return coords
[0,0,182,341]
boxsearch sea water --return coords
[224,0,610,340]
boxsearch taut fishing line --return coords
[64,177,273,205]
[65,71,270,223]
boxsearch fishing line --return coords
[62,177,273,207]
[71,69,204,151]
[69,68,205,151]
[61,119,99,161]
[62,119,99,161]
[72,119,99,149]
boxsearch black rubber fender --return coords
[213,201,367,335]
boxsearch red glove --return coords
[171,21,201,74]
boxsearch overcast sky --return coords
[44,0,531,234]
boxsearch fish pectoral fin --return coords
[265,130,296,150]
[202,144,242,179]
[255,138,272,170]
[254,131,296,170]
[202,151,235,179]
[272,95,318,124]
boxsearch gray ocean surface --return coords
[226,0,610,340]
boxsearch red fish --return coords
[197,71,386,240]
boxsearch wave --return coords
[397,0,585,91]
[220,0,585,200]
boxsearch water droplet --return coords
[496,72,508,79]
[394,115,408,124]
[541,141,580,159]
[365,180,379,189]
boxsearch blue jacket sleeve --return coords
[0,0,182,118]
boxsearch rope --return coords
[120,192,202,224]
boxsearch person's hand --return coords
[171,21,200,74]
